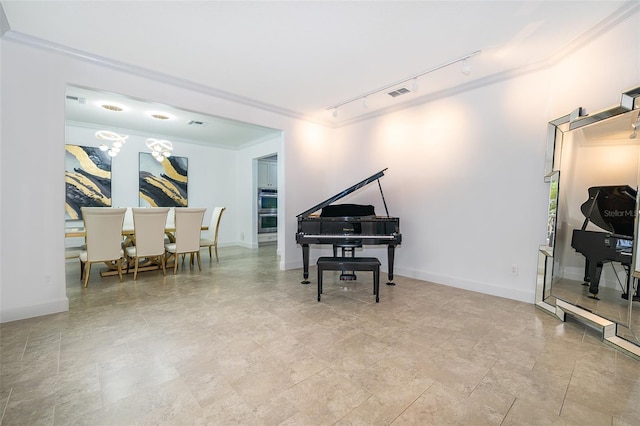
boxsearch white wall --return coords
[0,37,309,322]
[1,10,638,322]
[328,12,640,302]
[236,134,282,251]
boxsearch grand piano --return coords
[571,185,637,298]
[296,168,402,285]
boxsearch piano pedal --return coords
[621,293,640,302]
[340,272,357,281]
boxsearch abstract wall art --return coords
[65,145,112,220]
[139,153,188,207]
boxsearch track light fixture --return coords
[630,111,640,139]
[461,58,472,75]
[327,50,480,115]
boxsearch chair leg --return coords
[196,251,202,271]
[83,262,91,288]
[208,246,212,260]
[160,254,166,276]
[79,259,85,281]
[117,259,123,282]
[174,253,179,274]
[133,257,139,280]
[214,244,219,263]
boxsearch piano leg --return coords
[586,260,604,298]
[621,266,640,302]
[301,244,310,285]
[387,245,396,286]
[582,259,591,285]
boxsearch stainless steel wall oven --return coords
[258,188,277,234]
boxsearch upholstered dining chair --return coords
[165,207,206,274]
[79,207,127,287]
[65,245,86,280]
[200,206,226,263]
[125,207,170,280]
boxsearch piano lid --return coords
[297,168,388,218]
[580,185,637,237]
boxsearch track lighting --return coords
[326,50,480,114]
[461,58,472,75]
[631,112,640,139]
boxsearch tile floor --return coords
[551,277,640,346]
[1,245,639,425]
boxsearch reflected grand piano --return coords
[296,168,402,285]
[571,185,636,298]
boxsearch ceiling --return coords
[64,85,281,149]
[2,1,638,147]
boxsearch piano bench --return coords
[316,256,381,303]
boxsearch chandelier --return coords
[95,130,128,157]
[146,138,173,162]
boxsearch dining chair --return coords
[165,207,206,274]
[200,206,226,263]
[125,207,170,280]
[79,207,127,287]
[65,245,86,280]
[123,207,134,232]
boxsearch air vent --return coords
[65,95,87,104]
[387,87,411,98]
[187,120,206,126]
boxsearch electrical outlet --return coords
[511,264,518,276]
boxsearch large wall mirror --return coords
[536,86,640,358]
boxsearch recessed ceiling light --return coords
[148,112,173,120]
[100,103,125,112]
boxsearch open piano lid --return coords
[580,185,637,237]
[296,168,388,218]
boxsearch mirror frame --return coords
[535,86,640,358]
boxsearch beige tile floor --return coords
[551,277,640,346]
[1,245,639,425]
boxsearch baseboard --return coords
[0,297,69,323]
[395,266,534,303]
[281,259,534,303]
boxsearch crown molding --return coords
[3,0,638,130]
[2,30,330,126]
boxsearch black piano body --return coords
[296,169,402,285]
[570,185,636,298]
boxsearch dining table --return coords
[65,224,208,277]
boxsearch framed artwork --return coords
[65,145,112,220]
[139,153,188,207]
